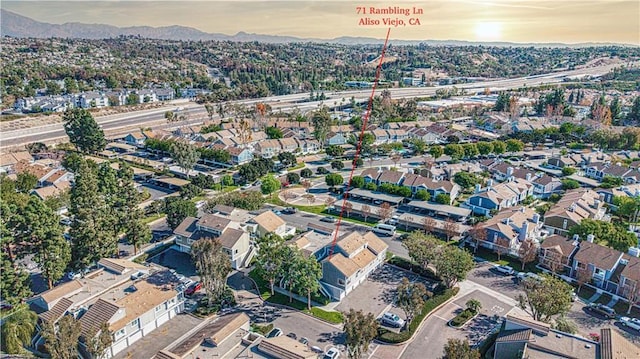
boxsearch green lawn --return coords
[141,213,166,224]
[288,163,306,171]
[266,196,326,215]
[251,323,274,336]
[472,246,538,273]
[248,269,340,323]
[450,309,476,327]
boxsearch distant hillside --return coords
[1,9,635,47]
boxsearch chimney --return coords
[487,179,494,188]
[572,234,580,241]
[526,173,532,182]
[520,207,526,213]
[593,199,601,208]
[532,213,540,224]
[503,218,511,225]
[569,203,576,212]
[519,221,529,242]
[507,167,514,177]
[475,183,482,193]
[587,234,595,243]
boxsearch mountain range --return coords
[0,9,633,47]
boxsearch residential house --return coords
[0,151,34,173]
[278,137,299,153]
[173,214,251,269]
[407,127,442,144]
[530,174,563,199]
[76,92,109,108]
[254,139,282,158]
[123,131,148,147]
[538,235,579,274]
[294,138,321,154]
[477,207,543,255]
[616,255,640,300]
[493,314,600,359]
[31,181,71,201]
[154,88,175,101]
[227,146,254,165]
[401,173,460,203]
[326,132,349,146]
[137,89,158,103]
[78,279,182,358]
[386,129,409,142]
[596,184,640,205]
[543,188,606,236]
[376,170,405,186]
[371,129,390,145]
[464,179,534,216]
[249,210,290,238]
[320,231,388,301]
[572,236,625,294]
[547,154,584,169]
[586,163,640,184]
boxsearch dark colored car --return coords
[320,216,337,223]
[185,282,202,296]
[283,207,298,214]
[286,332,297,340]
[586,303,616,319]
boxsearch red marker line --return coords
[328,27,391,259]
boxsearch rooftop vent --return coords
[556,334,563,338]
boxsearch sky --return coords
[2,0,639,44]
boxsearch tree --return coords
[492,140,506,155]
[561,167,577,176]
[291,256,323,310]
[301,179,312,193]
[518,238,537,271]
[325,145,345,157]
[301,168,313,178]
[621,281,640,314]
[517,274,573,322]
[494,237,510,261]
[442,219,458,242]
[601,175,623,189]
[434,246,474,288]
[0,305,38,354]
[423,216,437,234]
[331,160,345,171]
[343,309,379,359]
[0,252,32,306]
[265,126,283,139]
[467,225,487,253]
[613,196,640,223]
[125,211,152,255]
[325,173,344,188]
[429,145,443,159]
[311,108,332,147]
[561,179,580,190]
[278,152,297,168]
[286,172,300,184]
[351,176,365,188]
[390,153,402,168]
[396,277,428,324]
[170,142,200,177]
[442,338,480,359]
[164,110,176,122]
[63,108,106,153]
[191,238,232,305]
[627,96,640,123]
[261,175,281,197]
[553,315,578,334]
[569,219,637,252]
[15,172,37,193]
[435,193,451,205]
[377,202,393,223]
[444,144,464,161]
[506,139,524,153]
[165,198,197,230]
[21,197,71,288]
[43,314,82,359]
[403,232,440,271]
[69,159,117,269]
[344,202,353,217]
[85,322,113,359]
[476,141,493,156]
[255,233,286,295]
[466,299,482,314]
[575,266,592,293]
[361,204,371,223]
[462,143,479,159]
[453,172,480,191]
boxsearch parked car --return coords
[299,337,309,345]
[241,183,252,190]
[381,312,405,328]
[516,272,543,282]
[493,265,515,276]
[286,332,297,339]
[620,316,640,331]
[184,282,202,296]
[266,328,283,338]
[571,290,577,302]
[320,216,337,223]
[323,347,340,359]
[283,207,298,214]
[586,303,616,319]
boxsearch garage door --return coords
[156,312,170,326]
[128,331,143,345]
[142,321,156,336]
[111,339,128,356]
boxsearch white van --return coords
[373,223,396,236]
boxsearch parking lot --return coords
[336,264,438,330]
[149,248,198,278]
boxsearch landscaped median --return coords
[377,287,460,344]
[248,269,343,324]
[449,308,476,328]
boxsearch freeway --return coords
[1,61,635,150]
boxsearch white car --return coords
[620,316,640,331]
[493,265,515,276]
[381,312,405,328]
[323,347,340,359]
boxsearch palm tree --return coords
[0,305,38,354]
[466,299,482,314]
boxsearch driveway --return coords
[112,314,202,359]
[336,265,437,330]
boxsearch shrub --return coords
[450,309,475,327]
